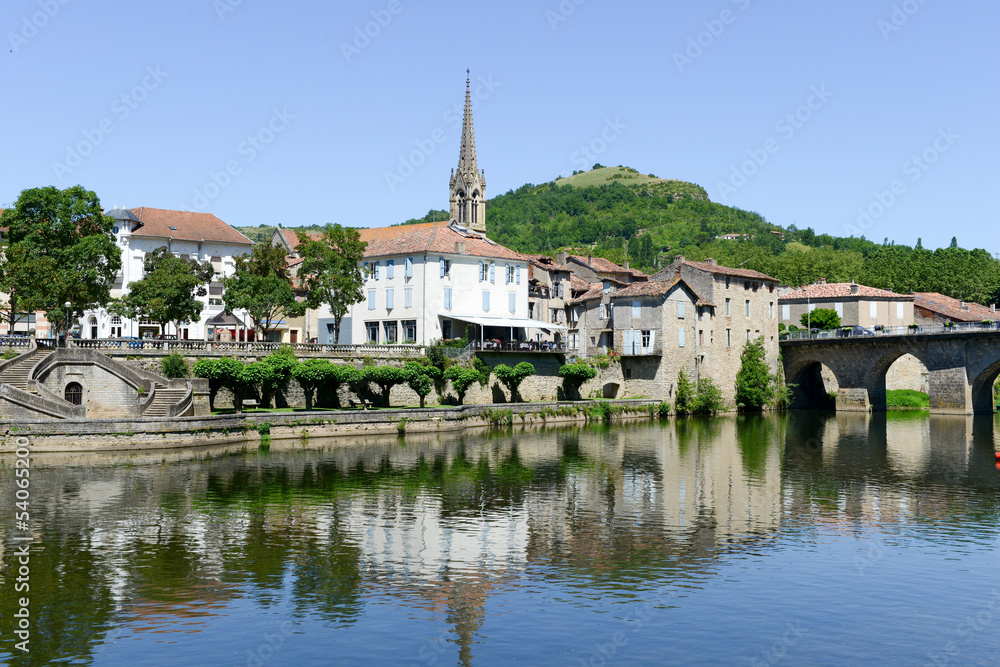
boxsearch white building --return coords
[82,207,253,340]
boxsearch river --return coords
[1,412,999,665]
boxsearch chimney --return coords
[556,251,568,265]
[587,254,593,266]
[992,304,996,313]
[850,283,859,295]
[815,277,826,285]
[672,255,686,269]
[705,258,717,266]
[455,241,466,255]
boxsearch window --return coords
[896,302,904,320]
[600,304,607,319]
[608,303,613,320]
[569,307,580,324]
[870,302,878,319]
[110,315,122,325]
[770,302,774,319]
[489,262,496,283]
[678,328,685,347]
[505,263,512,284]
[440,257,450,278]
[726,277,731,289]
[365,322,379,343]
[404,287,413,308]
[569,333,579,350]
[363,261,372,278]
[386,288,394,310]
[442,320,452,339]
[403,320,417,343]
[632,301,641,318]
[479,261,487,281]
[746,329,751,341]
[641,330,651,347]
[745,300,751,317]
[374,261,380,280]
[508,293,516,313]
[782,304,790,320]
[65,382,82,405]
[443,287,453,309]
[550,308,559,323]
[603,281,611,294]
[386,259,395,280]
[482,291,491,311]
[529,303,535,319]
[726,329,731,347]
[367,289,376,310]
[726,298,731,317]
[383,321,397,343]
[835,302,844,318]
[677,301,685,319]
[555,281,563,298]
[404,257,413,278]
[699,329,703,345]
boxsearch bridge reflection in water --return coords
[1,415,998,665]
[781,331,1000,414]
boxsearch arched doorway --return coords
[64,382,82,405]
[88,316,98,339]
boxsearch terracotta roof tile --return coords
[912,292,1000,322]
[779,283,912,301]
[566,254,648,279]
[521,253,572,273]
[680,260,777,281]
[360,221,522,260]
[130,207,252,245]
[612,277,714,306]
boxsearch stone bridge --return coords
[780,332,1000,414]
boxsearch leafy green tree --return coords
[360,365,409,407]
[295,225,367,344]
[258,346,298,408]
[800,308,840,330]
[558,361,596,400]
[674,367,694,415]
[444,366,481,405]
[223,243,301,342]
[404,361,441,408]
[192,358,220,409]
[292,358,333,410]
[193,356,271,412]
[690,378,724,414]
[110,247,215,337]
[735,337,776,411]
[0,185,121,338]
[493,362,535,402]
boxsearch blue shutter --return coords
[508,293,516,313]
[386,288,394,310]
[386,259,394,280]
[489,262,495,283]
[516,265,521,285]
[479,261,484,281]
[444,287,452,309]
[439,257,446,278]
[367,289,375,310]
[374,261,380,280]
[405,257,413,278]
[483,291,490,311]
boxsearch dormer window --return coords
[168,226,177,231]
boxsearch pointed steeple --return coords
[450,69,487,233]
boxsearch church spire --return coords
[450,69,487,233]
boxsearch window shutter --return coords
[374,261,380,280]
[508,293,516,313]
[386,288,394,309]
[444,287,452,309]
[490,262,495,283]
[483,291,490,311]
[440,257,446,278]
[648,330,656,349]
[404,287,413,308]
[404,257,413,278]
[367,289,375,310]
[632,300,641,318]
[623,330,633,352]
[678,328,685,347]
[386,259,394,280]
[516,266,521,284]
[479,261,484,281]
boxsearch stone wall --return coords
[38,363,143,418]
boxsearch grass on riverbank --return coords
[885,389,929,409]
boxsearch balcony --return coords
[619,341,662,356]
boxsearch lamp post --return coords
[64,301,71,348]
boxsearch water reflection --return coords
[0,414,998,665]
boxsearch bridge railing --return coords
[781,321,999,340]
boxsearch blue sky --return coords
[2,1,996,253]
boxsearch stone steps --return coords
[143,386,189,417]
[0,351,47,390]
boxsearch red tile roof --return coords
[521,253,572,274]
[911,292,999,322]
[612,277,714,306]
[779,283,912,301]
[680,260,777,281]
[130,207,253,245]
[567,285,605,305]
[565,254,648,279]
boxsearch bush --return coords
[444,366,481,405]
[161,352,189,379]
[886,389,929,408]
[735,337,777,411]
[674,367,694,415]
[0,349,19,360]
[690,378,724,414]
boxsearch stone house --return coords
[778,280,913,330]
[911,292,999,326]
[556,252,648,285]
[523,254,574,345]
[82,207,254,341]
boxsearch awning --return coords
[446,314,568,331]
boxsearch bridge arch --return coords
[971,360,1000,415]
[785,358,837,410]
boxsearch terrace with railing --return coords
[780,321,1000,341]
[69,338,427,358]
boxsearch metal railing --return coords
[781,321,1000,341]
[470,340,567,353]
[69,338,428,357]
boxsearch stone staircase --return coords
[142,383,190,417]
[0,349,49,390]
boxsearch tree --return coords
[404,361,441,408]
[558,361,596,400]
[735,336,777,411]
[360,365,409,407]
[292,358,334,410]
[493,362,535,402]
[110,247,214,337]
[295,225,367,345]
[690,378,724,414]
[222,243,301,342]
[258,346,298,408]
[674,367,694,415]
[0,186,121,338]
[800,307,840,330]
[444,366,481,405]
[193,356,271,412]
